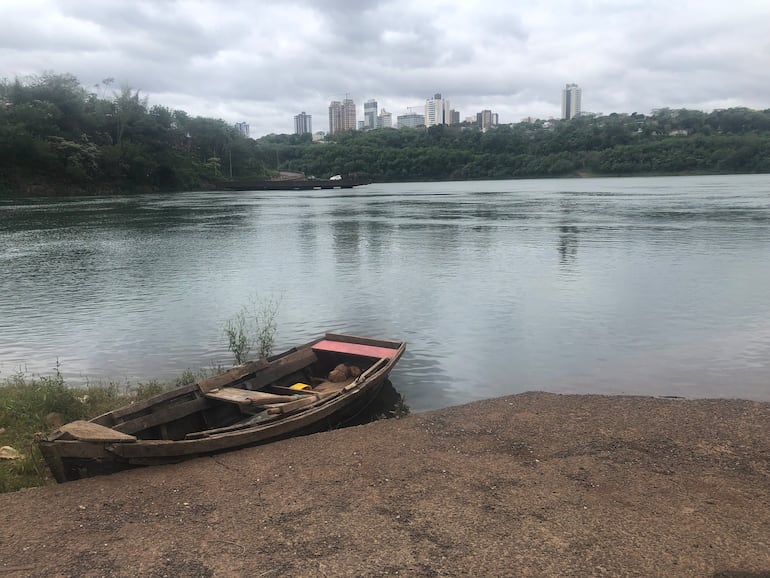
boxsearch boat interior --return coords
[62,340,397,442]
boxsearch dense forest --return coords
[264,107,770,181]
[2,73,770,194]
[0,73,270,194]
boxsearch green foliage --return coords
[0,73,269,193]
[224,295,282,364]
[0,365,214,492]
[224,307,251,364]
[259,107,770,181]
[3,71,770,192]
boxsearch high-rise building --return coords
[424,93,450,126]
[342,98,357,131]
[377,108,392,129]
[328,97,357,134]
[234,122,250,137]
[477,110,494,130]
[294,112,312,135]
[562,83,582,120]
[448,109,460,125]
[364,99,378,130]
[397,113,425,129]
[328,101,343,135]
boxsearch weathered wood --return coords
[312,340,397,359]
[267,385,316,396]
[107,383,201,422]
[313,377,356,394]
[38,333,406,480]
[205,388,299,406]
[185,413,280,439]
[197,360,269,393]
[238,347,318,391]
[344,357,388,391]
[113,397,211,434]
[264,391,338,415]
[57,421,137,442]
[322,333,403,350]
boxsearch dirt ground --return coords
[1,392,769,577]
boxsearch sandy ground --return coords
[1,392,769,577]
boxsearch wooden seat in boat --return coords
[205,387,299,407]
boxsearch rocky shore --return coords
[1,392,769,577]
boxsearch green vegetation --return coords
[0,73,270,194]
[264,108,770,180]
[3,71,769,191]
[0,366,216,492]
[224,295,281,364]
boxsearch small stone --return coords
[0,446,20,460]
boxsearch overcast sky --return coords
[2,0,769,137]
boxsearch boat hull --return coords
[38,334,405,482]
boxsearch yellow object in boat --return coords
[290,383,311,391]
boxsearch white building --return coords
[377,108,392,128]
[424,93,450,126]
[562,83,582,120]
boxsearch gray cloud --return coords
[1,0,768,136]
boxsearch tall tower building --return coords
[364,99,378,130]
[424,93,450,126]
[477,110,494,130]
[234,122,250,137]
[329,98,357,134]
[341,98,357,131]
[328,101,343,135]
[294,112,312,135]
[562,83,582,120]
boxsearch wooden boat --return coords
[38,333,406,482]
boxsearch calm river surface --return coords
[1,175,769,411]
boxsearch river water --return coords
[1,175,769,411]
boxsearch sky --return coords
[1,0,769,137]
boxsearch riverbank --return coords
[1,392,768,576]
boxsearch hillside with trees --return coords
[2,73,770,195]
[0,73,270,194]
[266,108,770,181]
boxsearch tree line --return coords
[0,73,270,194]
[2,73,770,195]
[264,107,770,181]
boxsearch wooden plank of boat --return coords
[112,397,211,434]
[197,359,268,393]
[108,383,200,421]
[312,340,396,359]
[198,347,318,394]
[57,421,137,443]
[205,388,299,406]
[184,412,282,439]
[263,390,338,415]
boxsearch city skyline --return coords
[1,1,768,138]
[298,91,509,135]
